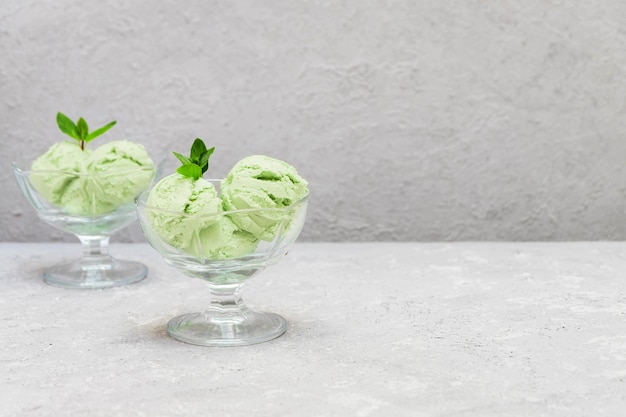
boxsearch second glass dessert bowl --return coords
[13,163,161,289]
[136,185,309,347]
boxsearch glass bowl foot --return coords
[166,311,287,347]
[43,259,148,289]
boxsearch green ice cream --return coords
[221,155,309,241]
[198,216,259,260]
[29,141,90,204]
[146,173,222,252]
[29,140,155,216]
[146,173,260,260]
[85,140,155,214]
[144,144,308,260]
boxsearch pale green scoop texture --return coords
[86,140,155,213]
[221,155,309,241]
[147,174,222,251]
[146,155,308,260]
[29,141,90,204]
[29,140,155,216]
[147,173,259,260]
[197,216,259,260]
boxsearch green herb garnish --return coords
[56,112,117,151]
[173,138,215,180]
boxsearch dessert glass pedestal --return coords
[136,185,309,347]
[13,162,161,289]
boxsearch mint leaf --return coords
[190,138,207,163]
[199,146,215,173]
[56,112,116,149]
[177,163,202,180]
[85,120,116,142]
[174,138,214,179]
[56,112,79,139]
[76,117,89,140]
[173,152,191,165]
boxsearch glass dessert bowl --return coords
[135,184,309,347]
[13,162,162,289]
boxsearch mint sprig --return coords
[174,138,215,180]
[56,112,117,150]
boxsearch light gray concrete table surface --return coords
[1,242,625,417]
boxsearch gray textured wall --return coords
[2,1,626,242]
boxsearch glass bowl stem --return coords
[166,280,287,346]
[78,234,114,267]
[43,234,148,289]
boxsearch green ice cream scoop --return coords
[197,216,259,260]
[221,155,309,241]
[29,141,90,205]
[29,140,155,216]
[146,173,222,251]
[85,140,155,214]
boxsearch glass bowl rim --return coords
[135,187,309,219]
[12,161,158,177]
